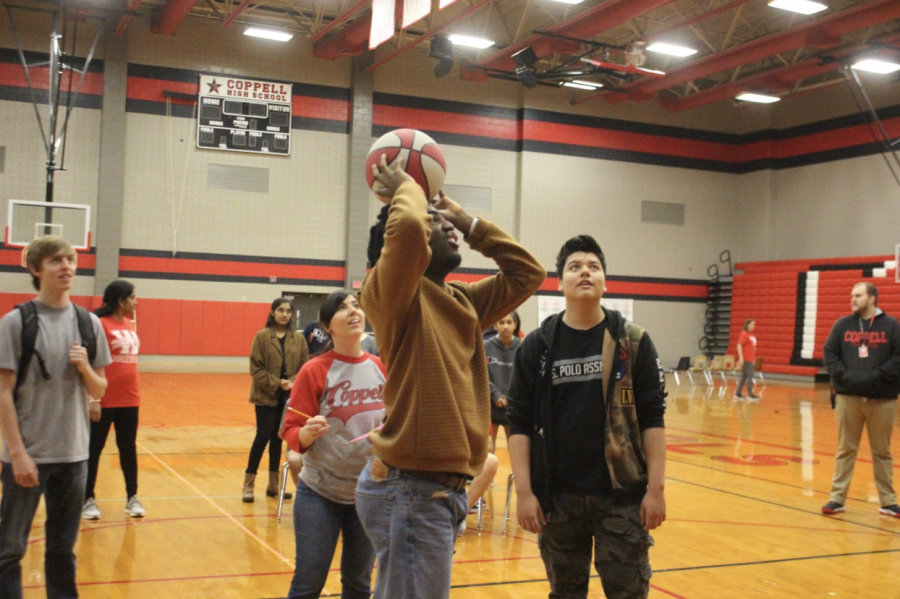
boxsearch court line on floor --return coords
[447,575,690,598]
[654,547,900,573]
[670,475,900,537]
[136,440,296,569]
[666,425,899,469]
[667,454,888,510]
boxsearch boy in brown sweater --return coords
[356,156,545,599]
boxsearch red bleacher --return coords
[731,255,897,379]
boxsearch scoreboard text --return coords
[197,75,293,156]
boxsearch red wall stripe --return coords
[126,76,351,122]
[0,63,104,95]
[536,277,707,299]
[374,105,520,140]
[118,255,344,281]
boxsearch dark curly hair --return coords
[555,234,606,277]
[367,205,391,269]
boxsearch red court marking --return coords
[667,426,900,470]
[650,583,691,599]
[25,569,292,589]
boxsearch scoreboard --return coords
[197,75,293,155]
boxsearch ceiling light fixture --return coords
[448,34,495,49]
[646,42,698,57]
[572,80,603,89]
[767,0,827,16]
[736,92,781,104]
[244,27,294,42]
[850,58,900,74]
[547,0,585,4]
[563,82,599,90]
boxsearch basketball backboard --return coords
[6,199,91,251]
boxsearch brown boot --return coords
[266,471,291,500]
[242,473,255,503]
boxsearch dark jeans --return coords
[0,460,87,599]
[539,491,653,599]
[288,480,374,599]
[246,396,287,474]
[86,406,139,499]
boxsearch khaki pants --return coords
[829,395,897,506]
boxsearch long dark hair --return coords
[510,310,521,337]
[95,280,135,318]
[266,298,295,328]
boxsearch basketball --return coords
[365,129,446,199]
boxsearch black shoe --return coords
[822,501,845,515]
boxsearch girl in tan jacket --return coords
[243,298,309,502]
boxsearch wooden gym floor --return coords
[8,372,900,598]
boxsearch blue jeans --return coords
[355,457,467,599]
[288,480,374,599]
[0,460,88,599]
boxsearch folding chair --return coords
[276,461,291,524]
[688,354,711,385]
[754,357,766,386]
[668,356,691,385]
[503,473,514,534]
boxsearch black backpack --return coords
[14,301,97,401]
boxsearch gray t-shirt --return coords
[0,301,112,464]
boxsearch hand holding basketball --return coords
[365,129,446,199]
[371,155,414,203]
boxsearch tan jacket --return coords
[249,327,309,407]
[360,181,545,477]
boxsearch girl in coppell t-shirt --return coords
[735,318,760,400]
[83,280,145,520]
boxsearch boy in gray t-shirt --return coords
[0,236,111,598]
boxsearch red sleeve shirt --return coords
[99,316,141,407]
[737,330,757,363]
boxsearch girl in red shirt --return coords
[83,280,144,520]
[735,319,760,400]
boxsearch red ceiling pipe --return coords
[626,0,900,99]
[151,0,198,35]
[478,0,679,72]
[114,0,144,36]
[313,12,373,59]
[221,0,254,28]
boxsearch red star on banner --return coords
[207,79,222,94]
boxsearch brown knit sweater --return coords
[360,181,545,477]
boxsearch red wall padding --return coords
[730,255,898,377]
[0,294,270,357]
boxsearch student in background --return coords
[244,298,308,502]
[83,280,145,520]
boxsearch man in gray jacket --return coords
[822,282,900,518]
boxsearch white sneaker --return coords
[125,496,146,518]
[83,498,101,520]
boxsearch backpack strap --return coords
[14,301,44,401]
[73,304,97,365]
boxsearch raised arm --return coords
[461,218,545,330]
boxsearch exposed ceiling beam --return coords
[221,0,252,27]
[114,0,144,36]
[362,0,495,73]
[151,0,199,35]
[624,0,900,100]
[313,11,372,59]
[477,0,680,71]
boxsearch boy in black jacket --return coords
[822,282,900,518]
[506,235,666,599]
